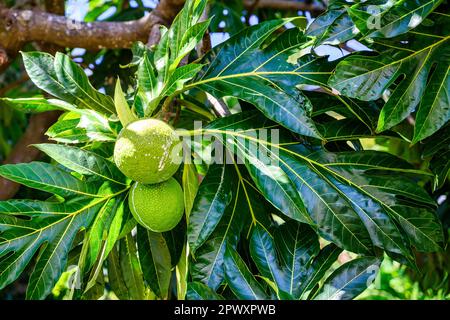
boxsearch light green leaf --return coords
[114,79,137,127]
[182,161,199,219]
[0,97,60,113]
[0,162,99,198]
[54,52,115,115]
[34,144,126,185]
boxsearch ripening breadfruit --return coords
[114,118,182,184]
[128,178,185,232]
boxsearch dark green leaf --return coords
[223,245,268,300]
[137,226,172,299]
[313,256,381,300]
[186,281,224,300]
[188,163,233,253]
[193,20,330,139]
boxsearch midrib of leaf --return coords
[409,30,446,39]
[24,56,69,100]
[0,164,102,198]
[58,62,112,115]
[321,162,433,176]
[203,182,240,284]
[321,260,374,300]
[333,36,449,88]
[322,22,354,43]
[0,189,128,248]
[84,240,108,293]
[41,150,127,186]
[381,203,441,247]
[148,232,165,298]
[193,164,228,250]
[27,214,76,299]
[123,235,143,298]
[299,246,341,299]
[253,33,313,72]
[212,20,288,78]
[379,46,434,129]
[0,230,42,279]
[358,184,432,204]
[373,40,416,52]
[78,198,114,273]
[0,221,35,232]
[142,54,156,97]
[289,226,299,295]
[229,146,270,227]
[414,65,450,140]
[335,95,373,131]
[186,70,332,91]
[253,226,278,290]
[228,249,259,299]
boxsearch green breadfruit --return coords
[128,178,185,232]
[114,118,182,184]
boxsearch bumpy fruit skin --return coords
[129,178,185,232]
[114,119,182,184]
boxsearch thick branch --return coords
[0,0,325,57]
[0,0,185,53]
[0,8,159,51]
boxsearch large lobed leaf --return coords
[191,19,335,139]
[327,11,449,142]
[225,220,379,300]
[204,112,444,263]
[0,145,129,299]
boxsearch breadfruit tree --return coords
[0,0,448,300]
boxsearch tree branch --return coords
[0,0,186,55]
[0,0,325,61]
[0,8,158,51]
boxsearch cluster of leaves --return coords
[360,255,450,300]
[0,0,448,300]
